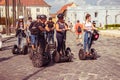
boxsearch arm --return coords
[45,24,50,32]
[92,24,97,30]
[38,26,46,31]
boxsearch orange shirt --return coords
[75,23,83,34]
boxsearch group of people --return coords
[15,13,97,55]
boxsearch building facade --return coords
[0,0,51,20]
[66,5,120,27]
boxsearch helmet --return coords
[92,30,99,41]
[40,15,47,19]
[36,15,41,19]
[49,17,52,20]
[57,13,64,19]
[19,15,24,19]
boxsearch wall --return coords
[66,6,120,27]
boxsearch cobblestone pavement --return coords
[0,31,120,80]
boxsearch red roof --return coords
[57,2,74,14]
[0,0,5,5]
[0,0,51,7]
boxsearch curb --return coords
[99,30,120,38]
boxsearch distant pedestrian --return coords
[75,20,83,45]
[68,21,73,31]
[26,17,32,45]
[0,25,3,49]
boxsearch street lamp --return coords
[74,12,77,24]
[105,10,110,29]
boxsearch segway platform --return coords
[78,48,97,60]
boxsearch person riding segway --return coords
[46,17,56,51]
[12,16,28,55]
[52,13,73,63]
[78,14,99,60]
[29,15,51,67]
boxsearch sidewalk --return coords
[100,30,120,37]
[1,33,15,38]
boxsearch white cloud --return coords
[96,0,120,5]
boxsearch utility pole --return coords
[5,0,10,35]
[12,0,16,31]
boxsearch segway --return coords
[78,30,99,60]
[30,36,51,68]
[53,36,73,63]
[12,30,28,55]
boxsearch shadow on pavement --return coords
[23,60,55,80]
[22,68,46,80]
[2,36,15,43]
[1,45,14,51]
[0,55,17,62]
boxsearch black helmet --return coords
[49,17,52,20]
[40,15,47,19]
[57,13,64,19]
[37,15,41,19]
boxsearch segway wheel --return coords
[31,53,43,68]
[65,47,73,62]
[52,51,60,63]
[29,48,34,60]
[12,45,19,54]
[91,48,97,60]
[42,52,51,66]
[78,49,86,60]
[22,45,28,55]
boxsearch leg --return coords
[31,35,36,50]
[47,33,50,44]
[52,32,54,43]
[57,36,63,53]
[83,32,88,52]
[88,33,92,51]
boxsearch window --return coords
[95,12,98,17]
[36,8,40,12]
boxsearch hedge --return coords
[105,24,120,27]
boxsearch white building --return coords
[0,0,51,20]
[66,5,120,27]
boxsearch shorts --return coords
[31,35,37,45]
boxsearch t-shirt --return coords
[47,21,54,28]
[29,21,41,35]
[83,21,92,32]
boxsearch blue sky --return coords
[45,0,120,13]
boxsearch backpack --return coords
[77,26,81,33]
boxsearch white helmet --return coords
[19,15,24,19]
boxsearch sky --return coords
[45,0,120,13]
